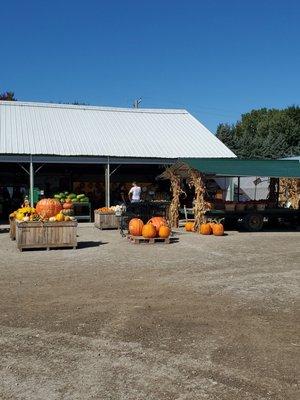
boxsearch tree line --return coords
[216,106,300,159]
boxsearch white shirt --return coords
[129,186,141,201]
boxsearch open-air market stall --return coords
[0,100,235,223]
[159,158,300,232]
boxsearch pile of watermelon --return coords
[53,192,89,203]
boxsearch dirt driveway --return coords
[0,225,299,400]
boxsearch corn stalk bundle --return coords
[164,167,185,227]
[187,169,211,232]
[279,178,300,209]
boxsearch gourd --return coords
[158,225,171,238]
[36,198,62,219]
[147,216,167,234]
[142,223,157,238]
[185,222,195,232]
[55,213,65,222]
[199,223,212,235]
[128,218,144,236]
[212,223,224,236]
[49,216,56,222]
[22,216,30,222]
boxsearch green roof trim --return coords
[181,158,300,178]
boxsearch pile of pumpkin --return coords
[185,220,224,236]
[11,198,76,223]
[129,216,171,239]
[97,207,115,214]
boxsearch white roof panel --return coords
[0,101,236,159]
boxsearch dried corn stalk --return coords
[279,178,300,209]
[164,167,185,227]
[187,169,211,232]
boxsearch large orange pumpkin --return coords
[212,223,224,236]
[36,198,62,219]
[147,216,167,234]
[129,218,144,236]
[199,223,212,235]
[185,222,195,232]
[142,223,157,238]
[158,225,171,238]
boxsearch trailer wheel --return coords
[243,213,264,231]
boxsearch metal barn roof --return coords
[0,101,235,160]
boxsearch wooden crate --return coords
[9,217,16,240]
[16,221,78,251]
[126,234,171,244]
[94,211,120,230]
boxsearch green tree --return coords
[216,106,300,159]
[0,91,16,101]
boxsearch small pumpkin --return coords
[199,223,212,235]
[212,223,224,236]
[158,225,171,238]
[208,221,215,230]
[147,216,167,234]
[129,218,144,236]
[64,216,71,221]
[185,222,195,232]
[55,213,65,222]
[142,223,157,238]
[63,202,73,209]
[49,216,56,222]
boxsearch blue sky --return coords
[1,0,299,132]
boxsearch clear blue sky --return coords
[1,0,299,132]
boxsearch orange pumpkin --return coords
[147,216,167,234]
[199,223,212,235]
[142,223,157,238]
[36,198,62,219]
[212,223,224,236]
[63,202,73,209]
[208,222,215,230]
[185,222,195,232]
[158,225,171,238]
[129,218,144,236]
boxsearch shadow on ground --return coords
[77,241,108,249]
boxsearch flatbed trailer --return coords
[205,208,300,231]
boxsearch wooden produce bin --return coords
[94,211,120,230]
[9,217,16,240]
[16,221,78,251]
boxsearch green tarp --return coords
[181,158,300,178]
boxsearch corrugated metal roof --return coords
[0,101,235,159]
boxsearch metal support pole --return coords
[225,178,234,201]
[105,160,110,207]
[237,177,240,202]
[29,156,34,207]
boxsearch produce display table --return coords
[94,211,120,230]
[15,220,78,251]
[9,217,16,240]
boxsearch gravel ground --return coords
[0,224,299,400]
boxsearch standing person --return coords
[128,182,141,203]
